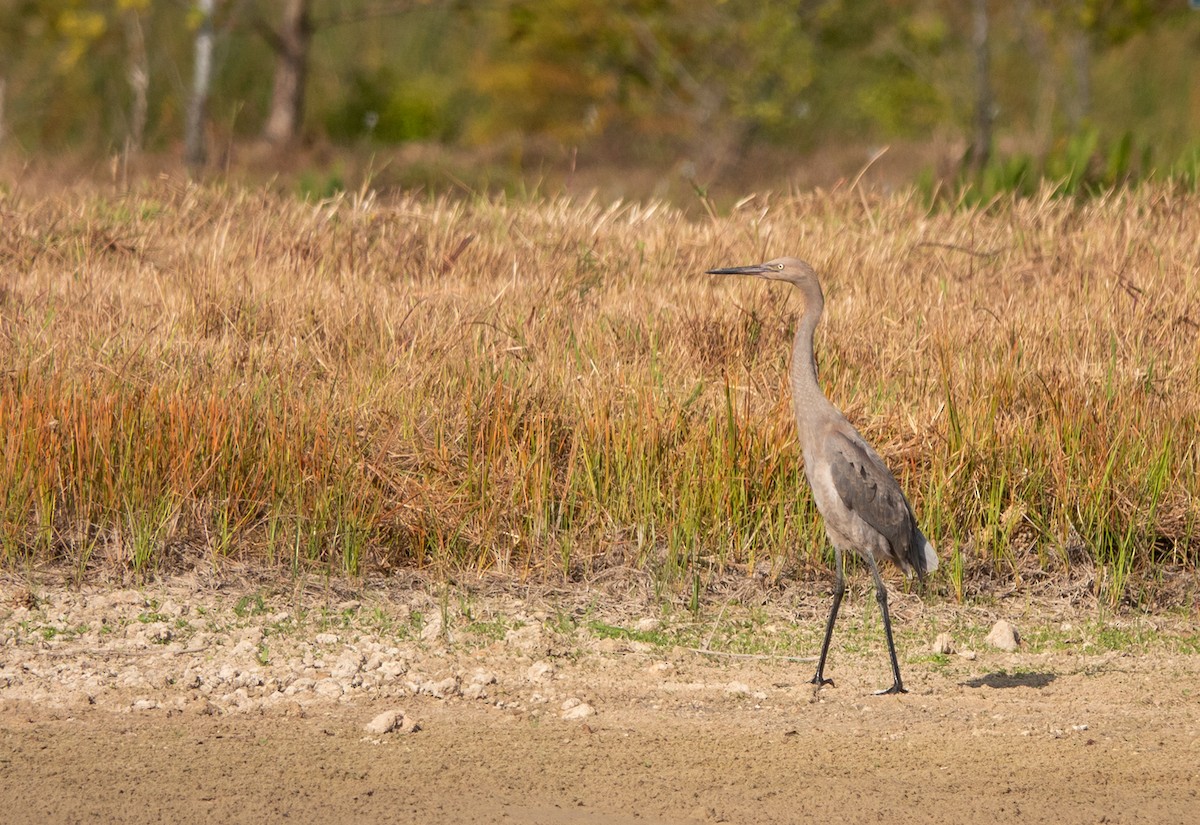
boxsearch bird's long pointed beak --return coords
[706,264,770,277]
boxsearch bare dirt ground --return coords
[2,572,1199,824]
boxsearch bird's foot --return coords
[874,682,907,696]
[809,674,835,689]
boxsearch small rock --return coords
[634,618,661,632]
[363,709,420,735]
[314,633,339,646]
[131,698,159,712]
[595,638,623,654]
[231,639,258,659]
[526,661,555,683]
[424,676,460,699]
[419,613,444,642]
[331,652,365,680]
[725,681,752,695]
[336,600,361,613]
[958,650,977,661]
[931,633,955,654]
[469,669,498,687]
[462,684,487,700]
[314,678,344,699]
[379,660,408,679]
[363,709,402,735]
[985,620,1020,652]
[561,701,594,721]
[504,623,545,654]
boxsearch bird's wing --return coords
[827,429,915,554]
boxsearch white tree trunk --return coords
[125,10,149,156]
[185,0,216,169]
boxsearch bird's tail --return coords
[917,530,938,578]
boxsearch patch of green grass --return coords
[586,621,670,647]
[233,594,268,619]
[465,618,512,642]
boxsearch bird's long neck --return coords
[789,286,830,441]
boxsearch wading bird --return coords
[707,256,936,694]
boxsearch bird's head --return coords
[707,256,820,291]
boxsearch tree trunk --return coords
[968,0,993,175]
[261,0,312,147]
[185,0,215,169]
[125,10,149,156]
[0,76,6,152]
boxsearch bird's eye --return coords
[776,263,784,270]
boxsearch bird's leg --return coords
[868,560,907,695]
[810,550,845,689]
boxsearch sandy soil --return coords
[1,575,1198,824]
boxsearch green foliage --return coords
[324,69,455,143]
[0,0,1196,177]
[931,128,1186,207]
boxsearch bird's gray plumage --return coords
[707,255,936,695]
[828,431,930,578]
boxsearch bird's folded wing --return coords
[828,430,913,549]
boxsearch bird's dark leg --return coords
[810,550,845,689]
[868,560,907,695]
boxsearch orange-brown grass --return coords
[1,180,1197,606]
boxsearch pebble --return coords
[363,709,418,735]
[419,613,444,642]
[561,699,594,721]
[314,678,344,699]
[469,669,498,687]
[526,661,555,683]
[985,620,1020,652]
[504,623,545,654]
[932,633,956,654]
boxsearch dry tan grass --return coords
[1,179,1197,605]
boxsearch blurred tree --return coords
[121,0,151,155]
[258,0,312,146]
[185,0,216,168]
[968,0,992,173]
[468,0,820,176]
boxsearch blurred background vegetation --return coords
[1,0,1198,202]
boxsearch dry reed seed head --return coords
[0,181,1197,603]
